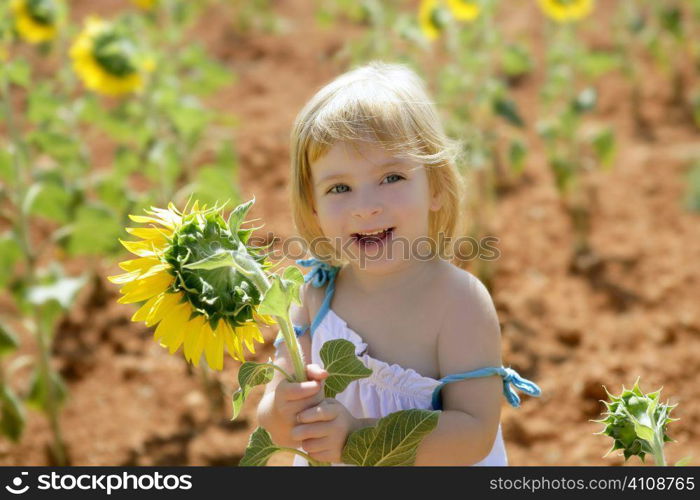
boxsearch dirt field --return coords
[1,0,698,466]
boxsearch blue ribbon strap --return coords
[431,366,541,410]
[296,258,339,288]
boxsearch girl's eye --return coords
[328,184,350,194]
[383,174,404,184]
[327,174,404,195]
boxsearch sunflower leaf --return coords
[341,409,440,466]
[0,385,26,442]
[0,321,20,357]
[26,368,67,413]
[319,339,372,398]
[232,361,274,421]
[227,197,255,233]
[258,268,304,317]
[239,427,282,466]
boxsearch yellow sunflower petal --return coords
[220,321,244,362]
[117,268,173,304]
[125,227,172,243]
[119,238,159,257]
[107,269,141,285]
[253,311,277,325]
[204,324,225,370]
[118,256,163,273]
[128,214,174,229]
[157,308,194,354]
[145,291,183,327]
[131,292,163,322]
[154,301,190,343]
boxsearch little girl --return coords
[256,62,540,466]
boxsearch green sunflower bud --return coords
[592,377,679,465]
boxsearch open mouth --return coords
[351,227,395,246]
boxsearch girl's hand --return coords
[292,398,361,464]
[270,364,328,446]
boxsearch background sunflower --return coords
[70,16,153,96]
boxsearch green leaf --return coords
[227,197,255,234]
[631,420,655,443]
[7,58,30,87]
[580,51,622,79]
[342,409,440,466]
[0,385,26,442]
[0,322,20,356]
[23,181,71,224]
[185,249,263,289]
[493,98,525,128]
[0,232,22,288]
[28,84,62,124]
[501,43,533,78]
[319,339,372,398]
[192,165,239,209]
[675,456,692,466]
[258,267,305,318]
[27,129,81,163]
[67,205,123,256]
[0,147,12,184]
[239,427,282,466]
[592,128,616,169]
[232,361,274,421]
[26,368,68,413]
[508,139,527,175]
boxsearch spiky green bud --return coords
[592,377,679,464]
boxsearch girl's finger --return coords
[291,421,330,442]
[301,437,331,454]
[306,363,329,381]
[297,400,337,424]
[282,380,324,401]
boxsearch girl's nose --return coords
[352,200,383,219]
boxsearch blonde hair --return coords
[289,61,465,266]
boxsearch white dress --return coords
[274,258,541,467]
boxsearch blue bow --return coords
[499,366,542,408]
[296,258,339,288]
[432,366,541,410]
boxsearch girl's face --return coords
[310,140,442,271]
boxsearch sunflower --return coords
[418,0,450,41]
[69,16,154,97]
[537,0,594,23]
[447,0,480,22]
[10,0,63,44]
[131,0,158,10]
[108,200,277,370]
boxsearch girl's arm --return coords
[414,271,503,466]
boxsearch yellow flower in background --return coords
[537,0,594,23]
[70,16,153,96]
[10,0,63,44]
[108,201,276,370]
[447,0,481,22]
[419,0,450,41]
[131,0,158,10]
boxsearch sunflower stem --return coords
[651,431,667,466]
[241,265,307,383]
[277,446,323,467]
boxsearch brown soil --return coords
[1,0,698,466]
